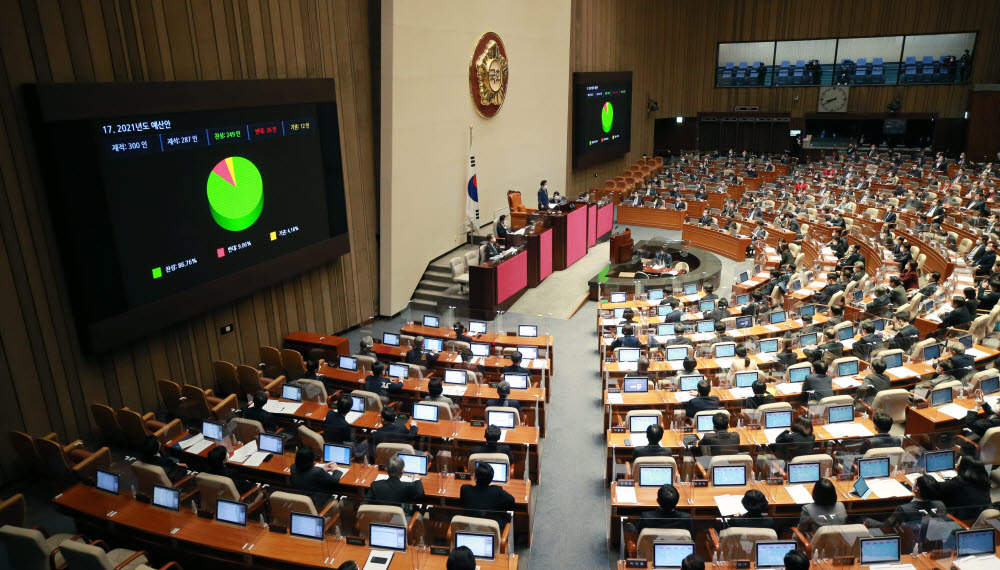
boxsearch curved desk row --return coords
[681,224,751,261]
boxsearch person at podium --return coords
[537,180,550,210]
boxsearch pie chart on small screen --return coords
[206,156,264,232]
[601,101,614,133]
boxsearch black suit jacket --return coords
[684,395,720,418]
[243,406,278,433]
[460,484,516,526]
[373,423,419,448]
[699,430,740,455]
[470,442,515,464]
[290,465,342,495]
[890,325,920,351]
[486,398,522,413]
[632,444,672,460]
[485,242,502,258]
[365,477,424,505]
[773,431,815,460]
[939,306,971,329]
[803,373,833,401]
[323,411,353,443]
[728,514,775,530]
[857,433,902,455]
[638,508,693,533]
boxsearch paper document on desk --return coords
[441,385,467,397]
[617,362,638,372]
[713,495,748,517]
[497,428,509,442]
[785,485,814,505]
[607,393,624,405]
[887,366,919,379]
[691,333,714,342]
[188,440,214,455]
[776,382,803,395]
[823,423,874,438]
[952,555,1000,570]
[763,324,781,332]
[938,403,972,420]
[178,433,204,450]
[930,470,957,482]
[510,228,526,236]
[345,411,364,424]
[375,473,414,482]
[262,400,301,415]
[244,452,271,467]
[794,288,814,296]
[762,428,786,444]
[665,361,684,371]
[674,392,695,403]
[615,485,637,504]
[683,294,701,303]
[833,376,862,388]
[841,339,856,349]
[756,353,775,363]
[985,395,1000,410]
[966,348,989,359]
[868,564,916,570]
[228,441,257,463]
[729,387,754,399]
[868,479,911,498]
[714,358,733,370]
[653,335,675,344]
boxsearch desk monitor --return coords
[683,283,698,295]
[827,404,854,424]
[764,410,792,430]
[759,338,778,354]
[369,523,407,551]
[423,315,440,328]
[455,531,495,560]
[799,332,818,347]
[735,316,754,329]
[787,462,821,484]
[638,465,674,487]
[653,542,696,568]
[152,485,180,511]
[610,292,627,304]
[469,320,488,334]
[859,536,900,565]
[873,318,886,332]
[697,320,715,333]
[649,289,665,301]
[444,369,468,385]
[858,457,890,479]
[423,337,444,352]
[666,347,688,361]
[799,304,816,317]
[504,373,529,390]
[216,499,247,526]
[382,332,400,346]
[980,376,1000,395]
[349,395,366,413]
[339,355,358,371]
[923,300,935,314]
[618,348,641,363]
[739,271,749,283]
[712,465,747,487]
[714,343,736,358]
[836,359,859,377]
[470,342,490,357]
[289,512,325,540]
[853,289,864,303]
[735,294,750,306]
[487,410,516,429]
[516,346,539,360]
[837,326,855,341]
[735,371,759,388]
[923,343,942,361]
[769,311,787,324]
[924,449,954,473]
[699,300,716,312]
[657,323,675,336]
[202,420,224,442]
[323,443,351,465]
[755,540,797,568]
[96,469,119,494]
[629,415,660,433]
[956,333,974,349]
[387,363,409,379]
[281,384,303,402]
[518,324,538,338]
[411,403,440,422]
[930,386,953,407]
[679,375,703,391]
[258,433,284,455]
[623,376,649,393]
[790,281,802,293]
[956,528,995,558]
[657,306,672,317]
[614,308,627,319]
[696,414,716,432]
[477,461,509,483]
[399,453,429,476]
[882,352,903,369]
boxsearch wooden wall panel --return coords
[0,0,377,482]
[568,0,1000,195]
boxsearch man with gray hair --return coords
[486,380,522,413]
[365,454,424,506]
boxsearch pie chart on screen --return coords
[206,156,264,231]
[601,101,614,133]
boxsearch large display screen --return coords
[30,79,349,351]
[572,71,632,168]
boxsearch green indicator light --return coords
[152,267,162,279]
[601,102,614,133]
[206,156,264,232]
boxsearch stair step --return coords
[418,280,451,292]
[423,271,453,284]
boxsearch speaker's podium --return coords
[610,229,633,264]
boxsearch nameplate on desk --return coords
[734,560,751,569]
[836,473,853,481]
[470,420,485,427]
[268,524,287,534]
[197,509,214,519]
[456,472,472,480]
[611,426,626,433]
[682,426,693,433]
[489,383,500,389]
[397,413,410,421]
[346,537,366,546]
[607,388,621,394]
[430,547,450,556]
[767,477,783,485]
[618,479,635,487]
[692,479,709,487]
[625,559,648,568]
[746,423,761,430]
[831,556,854,566]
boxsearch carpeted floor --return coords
[508,240,610,320]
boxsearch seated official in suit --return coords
[774,415,815,461]
[324,395,357,444]
[684,380,720,419]
[484,234,503,258]
[495,214,509,240]
[470,425,515,464]
[744,379,776,409]
[290,445,342,495]
[865,475,945,529]
[698,413,739,456]
[453,322,476,344]
[502,351,530,374]
[633,424,672,459]
[939,296,972,329]
[803,360,834,402]
[637,484,692,533]
[243,390,279,433]
[139,435,187,482]
[857,359,891,405]
[405,336,439,365]
[373,407,419,448]
[424,378,459,413]
[486,380,522,413]
[798,478,846,533]
[460,462,516,527]
[365,455,424,506]
[204,446,254,495]
[610,324,642,350]
[727,490,774,530]
[938,457,992,521]
[365,361,404,397]
[857,413,902,455]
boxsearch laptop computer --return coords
[517,346,539,360]
[289,512,325,540]
[387,363,409,379]
[649,289,665,301]
[216,499,247,526]
[152,485,180,511]
[787,462,821,484]
[281,384,302,402]
[798,304,816,317]
[666,347,688,361]
[477,461,508,483]
[618,348,641,363]
[455,531,496,560]
[738,272,749,283]
[956,528,996,558]
[882,351,903,369]
[769,311,787,324]
[258,433,284,455]
[859,536,900,565]
[924,449,955,474]
[683,284,698,295]
[657,323,675,336]
[735,316,753,329]
[323,443,351,465]
[836,359,859,377]
[202,420,224,441]
[653,542,696,568]
[382,332,400,346]
[923,343,942,361]
[981,376,1000,395]
[699,300,716,312]
[96,469,119,494]
[759,338,778,354]
[696,414,716,432]
[799,332,818,347]
[735,294,750,305]
[755,540,797,569]
[789,366,810,383]
[930,386,953,407]
[837,326,855,341]
[339,355,358,371]
[696,320,715,333]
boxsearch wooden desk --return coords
[284,332,351,360]
[54,484,518,569]
[470,248,529,313]
[540,204,589,270]
[682,224,751,262]
[617,205,686,230]
[399,324,553,353]
[904,397,984,434]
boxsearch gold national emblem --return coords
[469,32,509,118]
